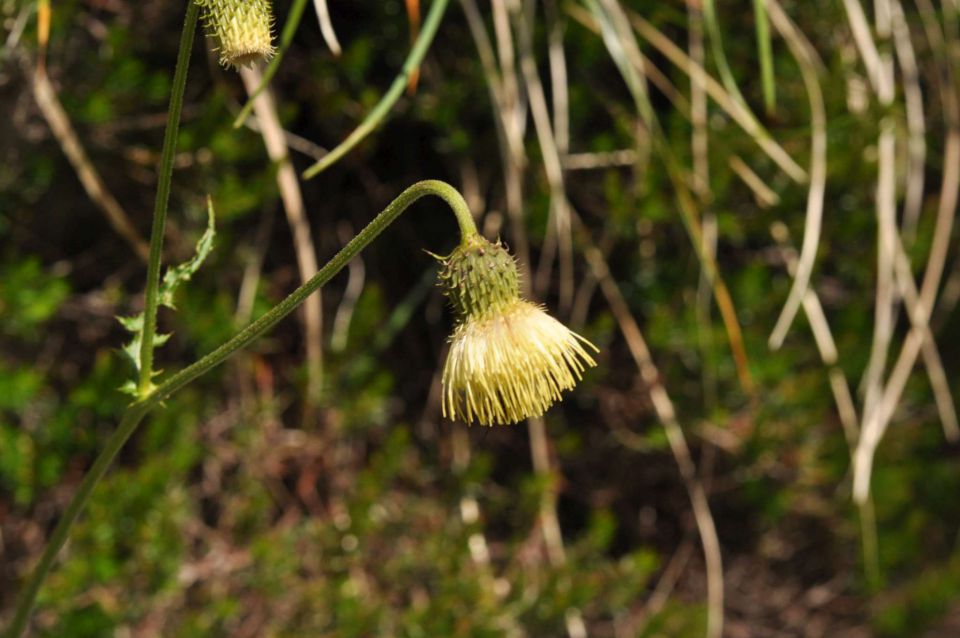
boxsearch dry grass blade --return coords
[301,0,452,179]
[890,0,926,244]
[313,0,342,56]
[689,0,709,198]
[405,0,421,92]
[240,66,324,407]
[729,155,780,208]
[770,222,859,443]
[586,6,809,183]
[852,0,960,503]
[458,0,532,279]
[31,68,150,261]
[578,219,725,638]
[689,0,718,408]
[840,0,891,95]
[766,0,828,350]
[330,222,366,353]
[511,2,574,312]
[581,0,754,395]
[854,0,898,462]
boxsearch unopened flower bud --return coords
[196,0,275,68]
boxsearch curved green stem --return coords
[151,180,474,403]
[138,2,199,396]
[752,0,776,114]
[5,180,475,638]
[4,406,150,638]
[702,0,749,111]
[232,0,310,129]
[302,0,451,180]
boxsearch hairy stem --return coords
[137,2,199,396]
[5,180,475,637]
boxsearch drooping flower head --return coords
[196,0,275,68]
[438,234,598,426]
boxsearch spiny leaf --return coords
[119,379,139,398]
[158,199,216,310]
[116,198,217,391]
[118,314,144,372]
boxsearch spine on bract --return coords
[196,0,275,68]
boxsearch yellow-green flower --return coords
[196,0,275,68]
[438,235,597,426]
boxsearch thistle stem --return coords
[5,180,475,637]
[137,1,199,397]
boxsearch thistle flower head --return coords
[437,235,598,426]
[197,0,275,68]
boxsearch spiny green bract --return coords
[437,235,520,321]
[196,0,275,68]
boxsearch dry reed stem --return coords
[562,149,639,170]
[547,0,570,155]
[235,206,276,326]
[329,222,366,353]
[459,0,532,277]
[526,414,587,638]
[31,68,150,261]
[728,155,781,208]
[491,0,526,163]
[851,0,898,460]
[770,222,860,442]
[689,0,709,199]
[312,0,341,56]
[766,0,829,351]
[619,9,808,183]
[511,2,574,312]
[240,66,324,406]
[584,0,754,395]
[580,234,724,638]
[890,0,926,243]
[852,0,960,503]
[689,0,718,410]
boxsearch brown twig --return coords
[575,214,725,638]
[240,66,324,408]
[31,67,150,261]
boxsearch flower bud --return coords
[196,0,275,68]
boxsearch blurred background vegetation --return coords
[2,0,960,635]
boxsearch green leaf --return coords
[118,314,145,372]
[158,198,217,310]
[115,198,216,389]
[119,379,139,398]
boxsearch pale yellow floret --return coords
[442,300,598,426]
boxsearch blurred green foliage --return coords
[2,0,960,635]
